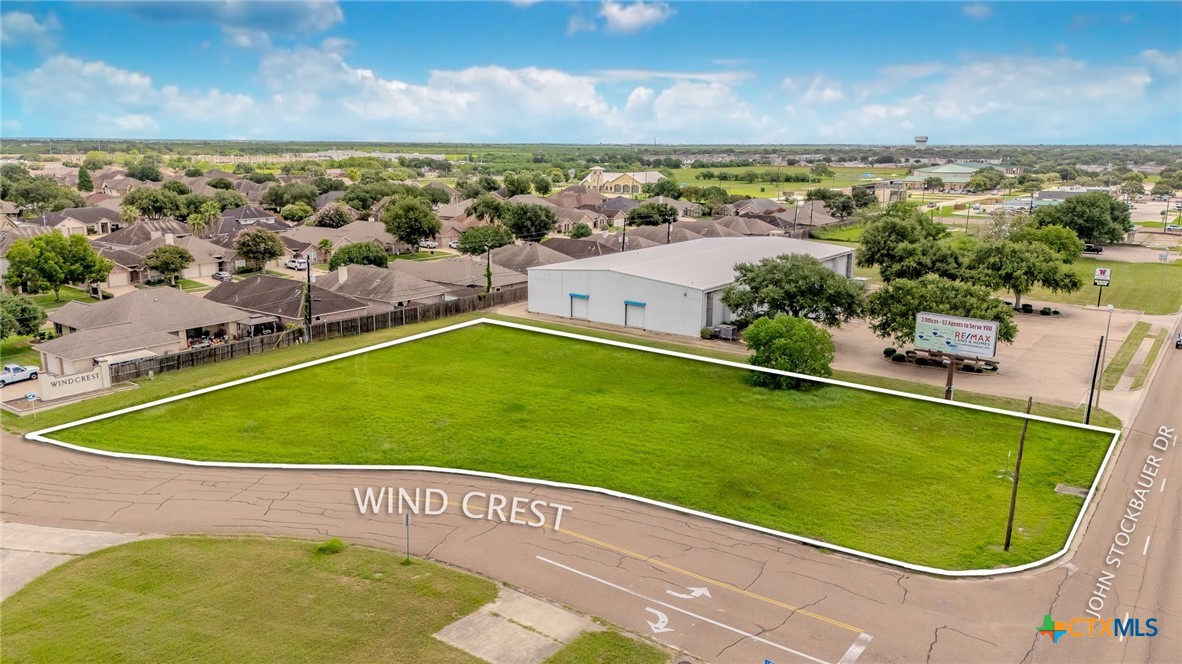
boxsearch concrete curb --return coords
[26,317,1122,579]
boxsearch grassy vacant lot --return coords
[668,166,907,196]
[1,334,41,367]
[810,223,865,242]
[51,324,1113,570]
[27,285,96,310]
[1024,259,1182,315]
[0,537,496,663]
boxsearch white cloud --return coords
[223,27,271,49]
[2,119,22,132]
[962,4,992,19]
[1140,49,1181,76]
[105,114,159,134]
[625,86,654,112]
[599,1,674,33]
[567,15,596,35]
[0,11,61,48]
[113,1,342,49]
[594,69,752,84]
[801,75,845,104]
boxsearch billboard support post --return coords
[945,357,956,400]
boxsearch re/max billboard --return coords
[914,312,999,359]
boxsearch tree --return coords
[457,224,514,255]
[77,167,93,192]
[186,200,221,236]
[1009,223,1084,263]
[1120,172,1145,196]
[865,274,1017,346]
[307,202,355,229]
[464,194,507,223]
[570,222,592,239]
[1151,180,1178,196]
[212,189,247,211]
[825,194,856,220]
[5,175,84,216]
[3,232,113,300]
[965,241,1082,309]
[857,203,963,282]
[851,188,877,209]
[0,293,47,341]
[183,166,205,177]
[809,162,835,180]
[162,180,191,196]
[144,245,194,286]
[120,205,140,224]
[316,238,334,263]
[722,254,864,327]
[82,151,114,172]
[531,172,552,196]
[965,167,1004,192]
[503,173,532,197]
[280,202,314,223]
[923,176,944,191]
[644,178,682,199]
[328,241,388,271]
[1032,191,1132,244]
[804,187,838,202]
[742,314,835,390]
[626,202,678,227]
[123,187,180,219]
[503,203,557,241]
[382,198,440,248]
[312,176,347,195]
[127,157,163,182]
[235,227,284,269]
[208,177,234,190]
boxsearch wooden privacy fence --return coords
[106,284,528,382]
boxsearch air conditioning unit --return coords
[716,324,737,340]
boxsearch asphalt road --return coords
[2,343,1178,662]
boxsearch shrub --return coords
[1021,303,1034,313]
[890,352,907,362]
[1052,309,1060,315]
[315,538,344,555]
[700,327,715,340]
[1040,307,1052,316]
[961,363,976,372]
[883,347,896,357]
[914,357,929,367]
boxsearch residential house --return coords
[548,185,606,209]
[540,237,624,260]
[580,167,664,194]
[93,232,239,289]
[552,207,607,234]
[424,181,463,204]
[0,226,53,276]
[206,274,370,324]
[314,190,347,209]
[712,215,782,236]
[0,200,21,226]
[97,175,145,197]
[488,242,573,274]
[590,231,662,251]
[317,264,450,309]
[670,220,745,239]
[40,287,246,375]
[649,196,704,218]
[37,207,123,235]
[233,179,270,203]
[389,256,526,292]
[206,205,292,249]
[434,199,474,220]
[96,218,192,246]
[720,198,787,217]
[280,219,408,263]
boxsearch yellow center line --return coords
[429,496,863,634]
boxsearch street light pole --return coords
[1095,304,1114,414]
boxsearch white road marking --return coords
[1143,536,1151,556]
[837,633,874,664]
[1119,611,1130,643]
[1162,477,1168,494]
[666,586,711,600]
[645,607,673,634]
[537,555,834,664]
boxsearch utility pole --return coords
[1085,335,1103,425]
[1003,397,1034,551]
[303,258,312,343]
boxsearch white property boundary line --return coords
[27,317,1122,578]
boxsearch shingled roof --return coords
[205,274,369,322]
[50,287,243,333]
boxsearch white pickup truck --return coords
[0,364,39,387]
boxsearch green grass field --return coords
[544,632,666,664]
[1101,321,1151,389]
[669,166,908,196]
[1132,330,1168,390]
[0,537,496,663]
[48,323,1113,570]
[809,223,865,242]
[0,335,41,367]
[1024,259,1182,315]
[27,285,97,309]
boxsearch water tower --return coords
[914,136,929,150]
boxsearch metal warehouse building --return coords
[527,237,856,337]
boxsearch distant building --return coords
[580,167,665,195]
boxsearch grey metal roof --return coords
[529,236,854,291]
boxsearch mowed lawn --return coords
[668,166,908,195]
[1,537,496,663]
[52,325,1113,570]
[1022,259,1182,315]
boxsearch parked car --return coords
[212,271,233,282]
[0,364,39,387]
[1166,224,1182,231]
[1083,243,1103,254]
[284,258,308,270]
[447,240,460,249]
[419,240,438,249]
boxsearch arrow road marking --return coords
[646,607,673,633]
[667,586,712,600]
[537,555,833,664]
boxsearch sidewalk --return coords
[1,523,157,600]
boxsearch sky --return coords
[1,1,1180,145]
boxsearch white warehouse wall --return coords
[528,270,710,337]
